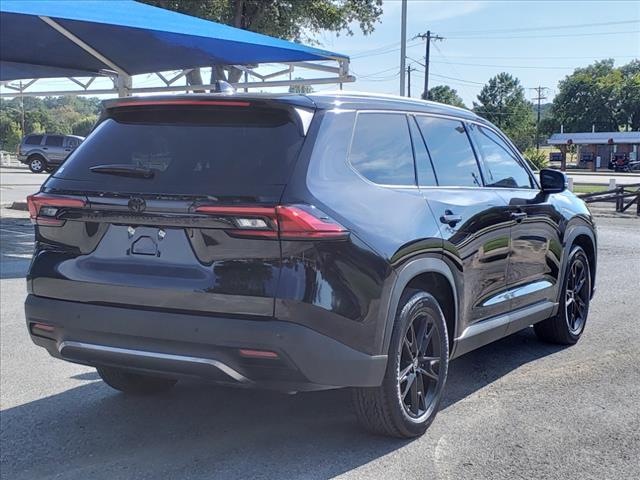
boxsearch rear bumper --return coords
[25,295,387,391]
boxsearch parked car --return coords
[608,152,631,172]
[25,93,597,438]
[17,133,84,173]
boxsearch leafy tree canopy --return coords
[0,96,100,152]
[424,85,466,108]
[473,72,534,150]
[549,59,640,133]
[140,0,383,84]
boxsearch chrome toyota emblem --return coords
[128,197,146,213]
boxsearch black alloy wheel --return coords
[399,309,443,419]
[353,290,449,438]
[535,246,591,345]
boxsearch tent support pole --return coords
[38,16,129,77]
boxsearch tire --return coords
[28,155,47,174]
[97,366,177,395]
[352,291,449,438]
[534,246,591,345]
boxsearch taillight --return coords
[194,204,348,240]
[26,193,86,226]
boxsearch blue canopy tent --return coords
[0,0,351,96]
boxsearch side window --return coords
[415,116,482,187]
[25,135,43,145]
[349,113,415,186]
[45,135,64,147]
[468,124,533,189]
[408,116,437,187]
[66,138,80,148]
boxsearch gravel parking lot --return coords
[1,214,638,480]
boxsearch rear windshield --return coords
[52,106,305,197]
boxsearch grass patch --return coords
[572,184,608,194]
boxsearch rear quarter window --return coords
[24,135,43,145]
[349,112,415,186]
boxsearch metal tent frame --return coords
[0,2,353,98]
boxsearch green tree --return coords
[72,117,97,137]
[140,0,382,84]
[550,59,622,133]
[473,72,534,150]
[288,78,314,94]
[618,60,640,130]
[424,85,465,108]
[0,96,101,150]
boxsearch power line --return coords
[429,54,637,60]
[441,19,639,35]
[428,60,579,70]
[406,58,485,86]
[446,29,640,40]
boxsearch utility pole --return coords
[531,86,548,151]
[399,0,407,96]
[407,65,415,97]
[19,80,25,136]
[416,31,443,100]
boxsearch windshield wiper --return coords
[90,164,154,179]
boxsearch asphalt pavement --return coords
[1,212,639,480]
[0,167,46,205]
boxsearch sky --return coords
[2,0,639,106]
[321,0,640,106]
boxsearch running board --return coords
[452,301,557,359]
[58,341,250,383]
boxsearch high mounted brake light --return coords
[110,100,251,108]
[27,193,86,226]
[194,205,349,240]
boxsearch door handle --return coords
[42,147,48,150]
[440,210,462,227]
[510,211,527,222]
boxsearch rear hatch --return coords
[28,97,314,317]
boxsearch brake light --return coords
[111,99,251,108]
[26,193,86,226]
[194,204,348,240]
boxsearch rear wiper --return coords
[90,164,154,179]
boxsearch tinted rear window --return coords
[415,116,482,187]
[349,113,415,186]
[25,135,43,145]
[45,135,64,147]
[53,106,305,197]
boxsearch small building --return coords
[547,131,640,171]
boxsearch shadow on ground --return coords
[0,328,566,479]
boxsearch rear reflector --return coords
[27,193,86,226]
[30,322,56,339]
[238,349,279,359]
[32,322,55,332]
[194,204,348,240]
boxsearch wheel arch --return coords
[562,225,597,299]
[27,152,47,161]
[381,258,459,356]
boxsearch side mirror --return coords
[539,168,567,193]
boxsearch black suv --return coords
[25,93,596,438]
